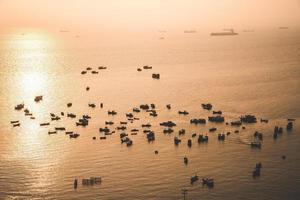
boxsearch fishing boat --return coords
[202,178,214,188]
[184,156,188,165]
[191,175,199,184]
[40,122,50,126]
[34,95,43,102]
[14,104,24,110]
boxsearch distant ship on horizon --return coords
[243,29,255,32]
[184,30,197,33]
[278,26,289,30]
[210,29,238,36]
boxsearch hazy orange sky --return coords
[1,0,300,32]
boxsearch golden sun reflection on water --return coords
[10,31,56,49]
[3,32,65,193]
[18,71,47,94]
[6,32,57,98]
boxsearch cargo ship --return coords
[210,29,238,36]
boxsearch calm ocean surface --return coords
[0,29,300,200]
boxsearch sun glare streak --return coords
[18,71,47,94]
[4,32,63,193]
[6,32,56,97]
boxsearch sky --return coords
[0,0,300,33]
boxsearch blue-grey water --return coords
[0,28,300,199]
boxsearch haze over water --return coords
[1,1,300,200]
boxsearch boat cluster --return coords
[152,73,160,79]
[14,102,35,120]
[137,65,160,80]
[10,120,20,127]
[11,81,296,190]
[273,119,294,140]
[137,65,152,71]
[190,175,214,188]
[12,97,296,152]
[81,66,107,75]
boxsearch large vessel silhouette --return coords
[211,29,238,36]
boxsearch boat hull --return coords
[210,32,238,36]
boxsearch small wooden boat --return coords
[202,103,212,110]
[142,123,151,128]
[40,122,50,126]
[69,133,80,138]
[250,142,261,149]
[184,156,188,165]
[191,175,199,184]
[179,129,186,136]
[105,121,114,125]
[82,177,102,185]
[15,104,25,110]
[74,179,78,189]
[202,178,214,188]
[48,131,57,135]
[143,65,152,69]
[208,127,217,132]
[213,110,222,115]
[13,123,20,127]
[98,66,107,70]
[174,137,181,145]
[88,103,96,108]
[67,113,76,118]
[152,73,160,79]
[126,140,133,146]
[51,116,61,121]
[187,139,192,147]
[178,110,189,115]
[34,95,43,102]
